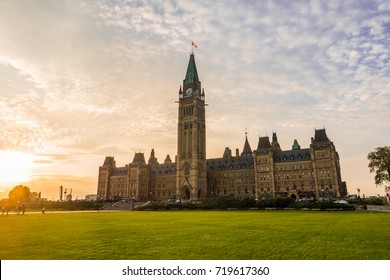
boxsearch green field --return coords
[0,210,389,260]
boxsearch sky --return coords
[0,0,389,200]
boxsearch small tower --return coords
[292,139,301,150]
[271,132,281,151]
[148,149,158,165]
[97,156,116,200]
[310,128,342,199]
[241,130,252,156]
[164,154,172,164]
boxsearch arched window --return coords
[184,164,190,176]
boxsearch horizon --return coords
[1,0,389,200]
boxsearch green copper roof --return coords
[292,139,301,150]
[183,53,200,85]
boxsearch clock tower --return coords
[176,53,207,200]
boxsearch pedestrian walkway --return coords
[367,205,390,212]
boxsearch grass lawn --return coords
[0,210,389,260]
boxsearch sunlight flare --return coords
[0,150,34,186]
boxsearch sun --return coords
[0,150,34,186]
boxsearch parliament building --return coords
[97,53,347,202]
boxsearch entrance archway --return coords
[184,189,190,200]
[197,189,202,200]
[291,194,297,201]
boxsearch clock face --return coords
[185,88,193,96]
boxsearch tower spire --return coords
[183,53,200,86]
[241,129,252,156]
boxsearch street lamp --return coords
[321,189,324,202]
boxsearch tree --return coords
[368,146,390,189]
[8,185,31,203]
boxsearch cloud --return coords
[0,0,389,198]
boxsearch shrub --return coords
[256,197,294,208]
[365,198,384,205]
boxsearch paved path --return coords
[1,209,127,215]
[366,205,390,212]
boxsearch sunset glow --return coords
[0,150,34,187]
[0,0,389,199]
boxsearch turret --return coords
[241,132,252,156]
[292,139,301,150]
[164,154,172,164]
[148,149,158,165]
[271,132,281,151]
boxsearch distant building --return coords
[97,53,347,201]
[85,194,98,201]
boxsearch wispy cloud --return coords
[0,0,389,198]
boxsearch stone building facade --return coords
[97,53,347,202]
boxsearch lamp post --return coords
[321,189,324,202]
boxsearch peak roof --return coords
[183,53,200,85]
[241,135,252,155]
[311,128,331,146]
[256,136,271,151]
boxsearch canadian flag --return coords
[192,41,198,48]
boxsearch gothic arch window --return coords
[183,163,190,176]
[198,163,203,175]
